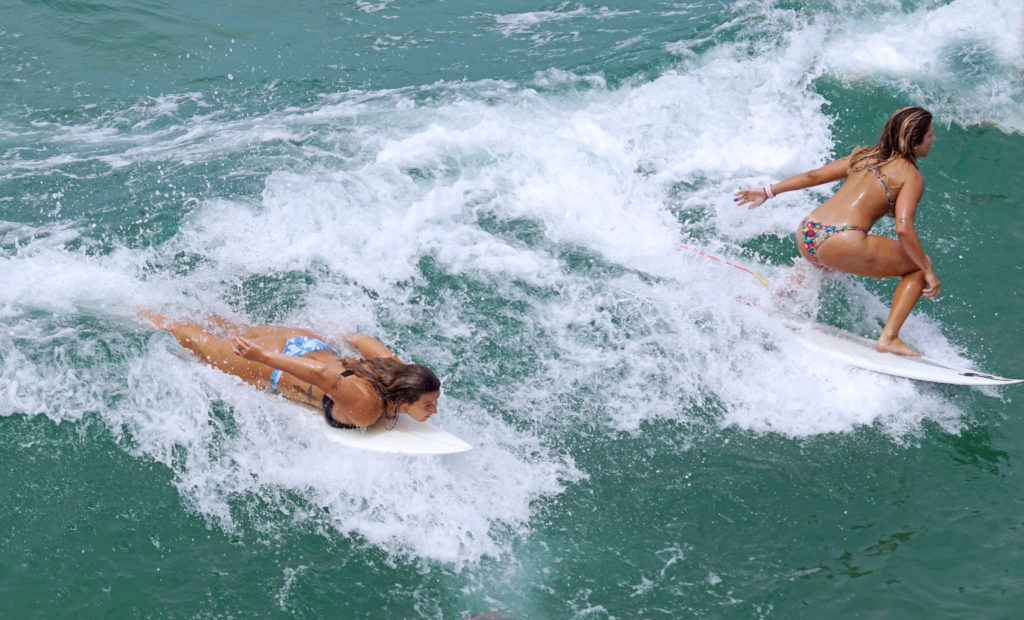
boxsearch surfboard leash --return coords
[678,244,769,287]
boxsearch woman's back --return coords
[812,157,916,229]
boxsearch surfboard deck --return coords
[320,414,473,455]
[778,313,1022,386]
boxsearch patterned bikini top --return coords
[860,165,896,218]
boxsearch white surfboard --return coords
[320,414,473,455]
[778,313,1022,386]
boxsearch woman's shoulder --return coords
[330,372,383,416]
[880,157,922,182]
[332,367,375,396]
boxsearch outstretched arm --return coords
[734,157,850,208]
[342,333,401,362]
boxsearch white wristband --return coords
[763,184,775,199]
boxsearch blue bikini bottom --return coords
[268,336,333,393]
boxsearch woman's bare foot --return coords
[135,307,172,330]
[772,268,804,299]
[876,334,922,357]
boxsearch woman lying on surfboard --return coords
[735,106,939,357]
[138,310,440,427]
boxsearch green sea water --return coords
[2,0,1023,617]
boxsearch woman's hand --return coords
[734,187,769,208]
[231,336,268,362]
[923,271,941,298]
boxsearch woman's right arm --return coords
[735,157,850,208]
[231,337,337,387]
[231,337,384,427]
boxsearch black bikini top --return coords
[323,370,359,430]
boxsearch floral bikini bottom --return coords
[798,218,867,257]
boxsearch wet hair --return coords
[849,106,933,170]
[341,357,441,414]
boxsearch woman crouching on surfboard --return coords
[138,310,440,427]
[735,106,939,357]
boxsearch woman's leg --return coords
[235,324,320,341]
[137,310,280,386]
[879,271,927,355]
[201,315,318,341]
[813,233,926,356]
[202,314,248,337]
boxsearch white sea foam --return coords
[0,221,579,567]
[2,0,1015,565]
[819,0,1024,131]
[489,3,638,39]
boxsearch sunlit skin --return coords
[735,115,939,357]
[137,309,440,427]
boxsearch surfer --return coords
[735,106,939,356]
[137,310,441,428]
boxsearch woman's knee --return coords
[176,327,224,359]
[165,323,205,347]
[901,270,926,287]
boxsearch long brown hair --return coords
[849,106,933,171]
[342,357,441,414]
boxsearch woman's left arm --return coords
[893,171,940,297]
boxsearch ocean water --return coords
[2,0,1022,617]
